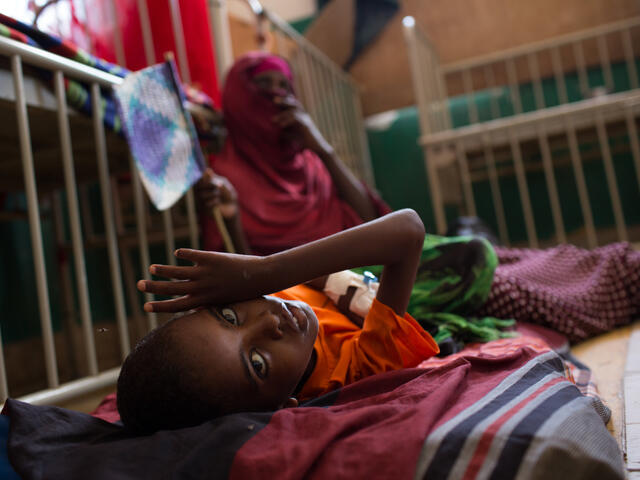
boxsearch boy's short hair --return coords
[116,315,235,434]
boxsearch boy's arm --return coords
[138,209,424,316]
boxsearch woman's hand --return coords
[137,249,267,313]
[272,95,331,155]
[194,168,239,219]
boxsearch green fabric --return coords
[356,235,515,350]
[289,16,316,34]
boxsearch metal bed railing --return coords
[0,0,206,404]
[0,0,373,406]
[403,16,640,248]
[247,1,376,186]
[1,34,136,404]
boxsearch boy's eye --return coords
[250,351,267,378]
[220,307,238,325]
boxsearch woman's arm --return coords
[138,209,424,316]
[273,96,377,221]
[315,147,377,222]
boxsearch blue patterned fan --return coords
[114,60,205,211]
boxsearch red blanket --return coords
[4,334,623,479]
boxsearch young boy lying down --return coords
[117,210,439,433]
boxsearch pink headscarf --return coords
[249,55,293,83]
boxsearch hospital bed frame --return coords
[0,0,372,407]
[403,16,640,248]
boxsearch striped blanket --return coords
[3,335,623,479]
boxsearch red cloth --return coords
[480,242,640,342]
[203,52,390,255]
[91,392,119,423]
[70,0,220,104]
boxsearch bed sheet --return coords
[2,334,624,480]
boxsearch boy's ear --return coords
[283,397,298,408]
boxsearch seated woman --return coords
[198,51,389,256]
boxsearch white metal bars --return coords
[402,16,450,138]
[260,7,376,187]
[0,35,128,402]
[10,53,59,390]
[417,90,640,247]
[440,16,640,125]
[403,16,448,233]
[0,34,158,404]
[404,15,640,246]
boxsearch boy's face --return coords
[175,296,319,412]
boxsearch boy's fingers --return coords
[174,248,213,263]
[144,295,197,313]
[143,292,212,313]
[148,264,198,280]
[137,279,201,295]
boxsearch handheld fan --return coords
[113,59,234,252]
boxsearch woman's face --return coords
[251,70,293,97]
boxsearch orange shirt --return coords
[271,285,439,401]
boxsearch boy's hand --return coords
[137,210,424,317]
[194,168,239,219]
[137,249,265,313]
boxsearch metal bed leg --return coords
[621,28,639,90]
[137,0,157,65]
[508,128,538,247]
[482,133,510,245]
[423,145,447,234]
[455,142,477,217]
[91,82,130,360]
[565,117,598,248]
[596,34,614,93]
[129,155,158,330]
[51,192,84,378]
[624,107,640,191]
[0,328,8,401]
[594,111,628,242]
[55,70,99,375]
[536,122,567,244]
[162,210,177,266]
[12,54,59,388]
[185,189,199,250]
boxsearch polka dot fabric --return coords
[477,242,640,342]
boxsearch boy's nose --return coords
[254,311,284,340]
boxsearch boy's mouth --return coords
[283,304,308,334]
